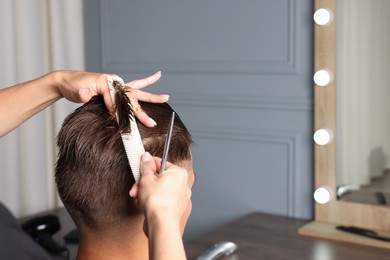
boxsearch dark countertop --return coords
[184,212,390,260]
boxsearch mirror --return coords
[299,0,390,250]
[336,0,390,206]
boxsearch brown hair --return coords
[55,95,192,230]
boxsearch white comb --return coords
[107,75,145,183]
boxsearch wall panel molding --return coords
[191,126,299,216]
[99,0,299,75]
[170,92,312,111]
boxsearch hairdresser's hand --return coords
[130,152,189,259]
[130,152,191,231]
[57,70,169,127]
[0,70,167,136]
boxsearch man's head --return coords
[55,95,193,233]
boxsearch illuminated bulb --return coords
[313,128,332,145]
[314,69,332,87]
[314,186,332,204]
[313,9,333,26]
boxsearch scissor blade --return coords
[160,112,175,173]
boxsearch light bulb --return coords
[313,128,333,146]
[314,69,332,87]
[314,186,332,204]
[314,9,333,26]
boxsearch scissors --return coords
[159,112,175,173]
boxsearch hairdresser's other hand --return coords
[0,70,167,137]
[57,70,169,127]
[130,152,189,260]
[130,152,191,234]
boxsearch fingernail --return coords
[149,118,157,126]
[142,152,152,162]
[161,94,170,101]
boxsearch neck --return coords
[76,217,149,260]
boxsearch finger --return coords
[160,162,174,174]
[140,152,158,178]
[135,109,157,127]
[125,71,162,90]
[129,184,139,198]
[152,156,163,174]
[93,74,115,114]
[161,165,189,183]
[103,91,115,114]
[130,89,170,103]
[78,88,93,103]
[162,161,174,171]
[129,97,157,127]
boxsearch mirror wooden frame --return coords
[299,0,390,249]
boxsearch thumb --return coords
[129,184,139,198]
[140,152,157,177]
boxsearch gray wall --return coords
[83,0,313,240]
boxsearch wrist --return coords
[146,209,181,236]
[146,209,186,260]
[45,70,64,98]
[28,71,63,105]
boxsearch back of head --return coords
[55,95,192,231]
